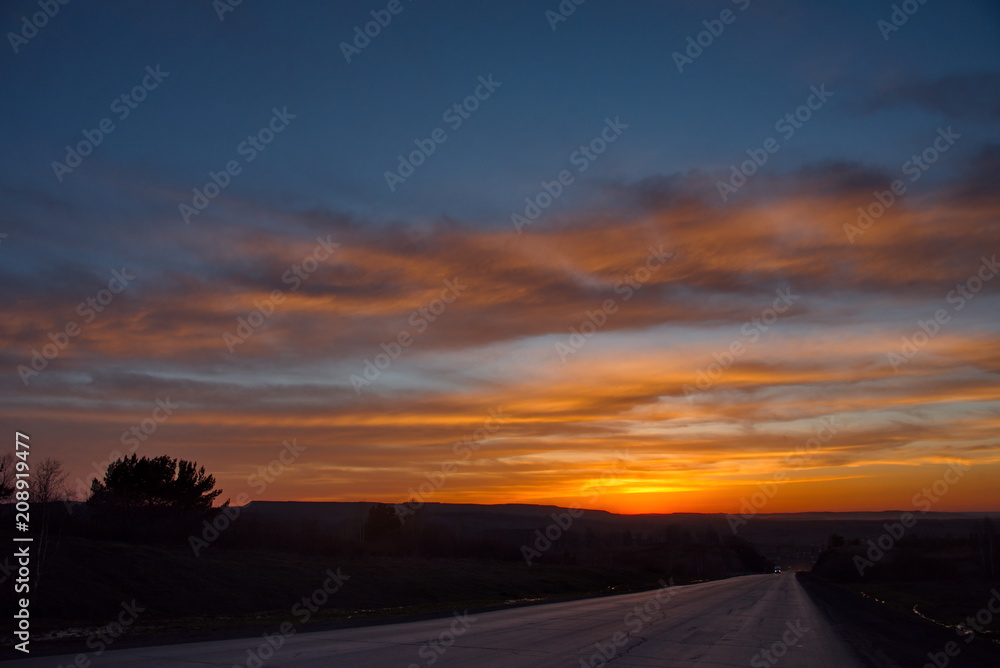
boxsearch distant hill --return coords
[225,501,998,570]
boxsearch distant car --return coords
[773,566,781,573]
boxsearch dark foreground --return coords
[798,573,1000,668]
[5,573,858,667]
[7,574,1000,668]
[9,573,1000,666]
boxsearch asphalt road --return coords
[8,573,863,667]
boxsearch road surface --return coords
[8,573,862,667]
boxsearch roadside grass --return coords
[2,535,691,653]
[839,579,1000,635]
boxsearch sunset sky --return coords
[2,0,999,515]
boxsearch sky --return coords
[2,0,999,515]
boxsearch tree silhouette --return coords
[980,516,997,577]
[0,453,14,501]
[33,457,70,503]
[88,454,222,511]
[364,503,402,542]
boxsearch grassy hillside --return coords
[1,534,697,655]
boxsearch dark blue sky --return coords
[5,0,998,231]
